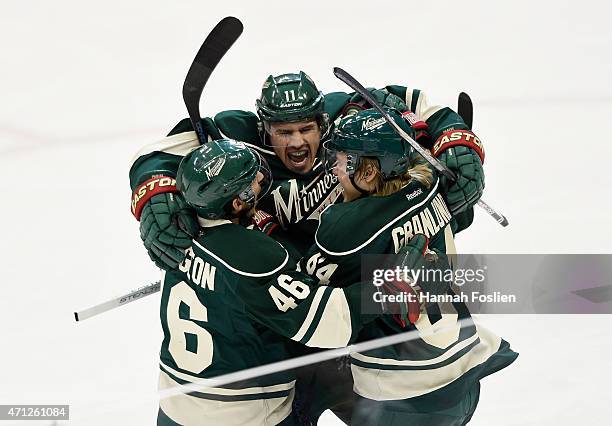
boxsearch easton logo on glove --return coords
[131,176,178,220]
[432,129,485,163]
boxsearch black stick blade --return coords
[183,17,243,144]
[458,92,473,129]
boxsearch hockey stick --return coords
[75,18,243,322]
[183,16,243,144]
[457,92,473,128]
[74,281,161,321]
[333,67,509,227]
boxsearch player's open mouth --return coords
[287,149,309,167]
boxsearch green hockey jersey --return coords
[301,174,518,409]
[158,218,377,425]
[129,87,475,256]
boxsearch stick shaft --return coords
[74,281,160,321]
[333,67,508,227]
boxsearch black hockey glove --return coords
[140,193,199,270]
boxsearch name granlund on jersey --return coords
[391,193,453,253]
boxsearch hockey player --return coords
[157,138,427,425]
[130,71,486,424]
[299,108,518,425]
[129,71,484,267]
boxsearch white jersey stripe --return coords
[306,288,352,348]
[158,371,294,426]
[130,131,199,165]
[159,361,295,395]
[315,179,440,256]
[193,240,289,278]
[351,332,479,367]
[292,286,329,342]
[351,324,502,401]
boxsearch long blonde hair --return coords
[357,156,433,196]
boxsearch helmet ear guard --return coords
[322,140,362,177]
[237,149,272,205]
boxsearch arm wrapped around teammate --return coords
[382,234,453,327]
[432,129,485,214]
[346,88,409,115]
[252,209,279,236]
[379,234,429,326]
[140,193,199,270]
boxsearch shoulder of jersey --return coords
[215,110,281,157]
[213,110,259,143]
[315,179,439,256]
[194,224,291,278]
[167,117,198,136]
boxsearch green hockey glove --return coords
[381,234,429,327]
[344,88,409,116]
[392,235,453,327]
[139,193,199,270]
[432,129,485,214]
[436,145,484,214]
[343,89,431,146]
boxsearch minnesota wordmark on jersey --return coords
[270,172,343,228]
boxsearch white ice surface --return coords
[1,0,611,425]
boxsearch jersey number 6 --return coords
[167,281,214,373]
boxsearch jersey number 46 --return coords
[268,274,311,312]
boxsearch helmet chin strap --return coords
[349,174,371,197]
[237,206,255,227]
[231,199,256,227]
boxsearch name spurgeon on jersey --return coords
[391,193,452,253]
[178,246,216,291]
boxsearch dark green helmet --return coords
[324,108,415,180]
[177,139,272,219]
[256,71,328,127]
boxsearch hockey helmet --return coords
[324,108,415,180]
[256,71,329,133]
[177,139,272,219]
